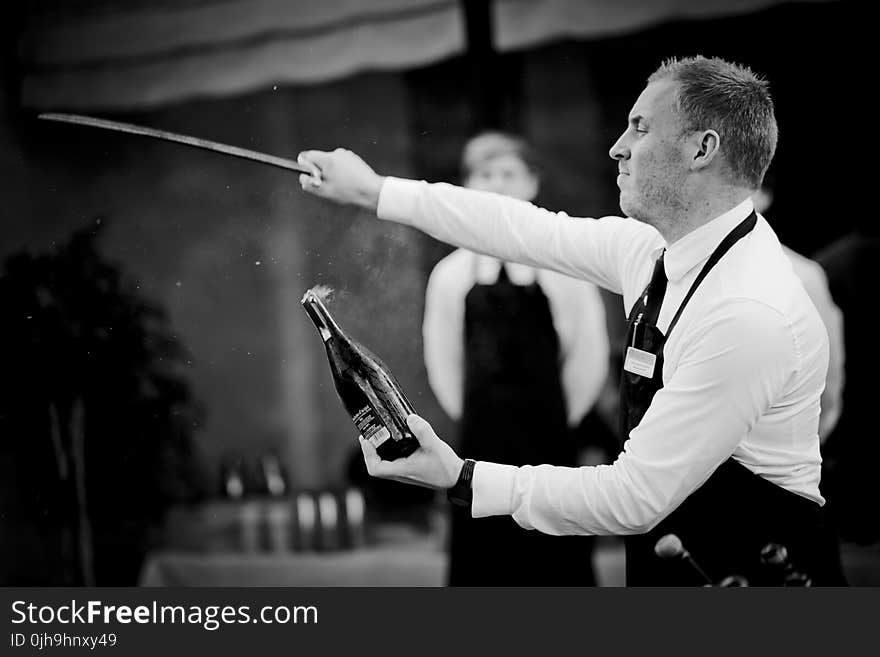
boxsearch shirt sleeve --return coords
[541,271,610,426]
[422,253,467,420]
[378,177,660,295]
[472,298,794,535]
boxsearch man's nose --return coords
[609,134,629,161]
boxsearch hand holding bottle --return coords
[302,287,421,461]
[297,148,385,212]
[359,414,464,490]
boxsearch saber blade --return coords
[38,112,310,174]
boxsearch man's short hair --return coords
[460,131,541,180]
[648,56,777,189]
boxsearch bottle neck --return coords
[302,292,344,343]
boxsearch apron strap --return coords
[666,211,757,338]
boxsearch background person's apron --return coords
[448,262,595,586]
[619,213,845,586]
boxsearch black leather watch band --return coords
[447,458,476,507]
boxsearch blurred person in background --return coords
[423,132,609,585]
[753,184,844,443]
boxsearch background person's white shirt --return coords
[782,245,844,443]
[423,250,609,426]
[378,178,828,536]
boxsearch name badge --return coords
[624,347,657,378]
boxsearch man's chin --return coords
[620,202,654,226]
[619,197,640,221]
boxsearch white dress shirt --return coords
[378,178,829,536]
[423,250,609,426]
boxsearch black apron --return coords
[620,212,846,586]
[448,261,595,586]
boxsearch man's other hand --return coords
[359,414,464,490]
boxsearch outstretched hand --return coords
[359,414,464,490]
[297,148,385,212]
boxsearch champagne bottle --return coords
[301,287,419,461]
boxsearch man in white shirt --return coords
[424,132,608,585]
[297,56,846,586]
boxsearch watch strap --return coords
[447,458,476,507]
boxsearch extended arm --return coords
[297,149,661,294]
[361,299,795,537]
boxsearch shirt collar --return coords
[474,254,536,285]
[653,197,755,283]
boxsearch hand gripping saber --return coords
[39,113,310,174]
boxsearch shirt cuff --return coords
[471,461,518,518]
[376,176,421,225]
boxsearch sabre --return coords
[38,112,311,174]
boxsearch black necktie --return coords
[641,250,667,327]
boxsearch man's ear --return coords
[691,130,721,172]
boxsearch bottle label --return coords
[352,405,391,448]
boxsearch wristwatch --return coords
[447,459,476,507]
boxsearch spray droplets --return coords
[304,284,335,304]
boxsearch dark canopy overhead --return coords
[19,0,833,111]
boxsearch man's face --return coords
[465,152,538,202]
[609,79,690,226]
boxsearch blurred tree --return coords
[0,220,204,585]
